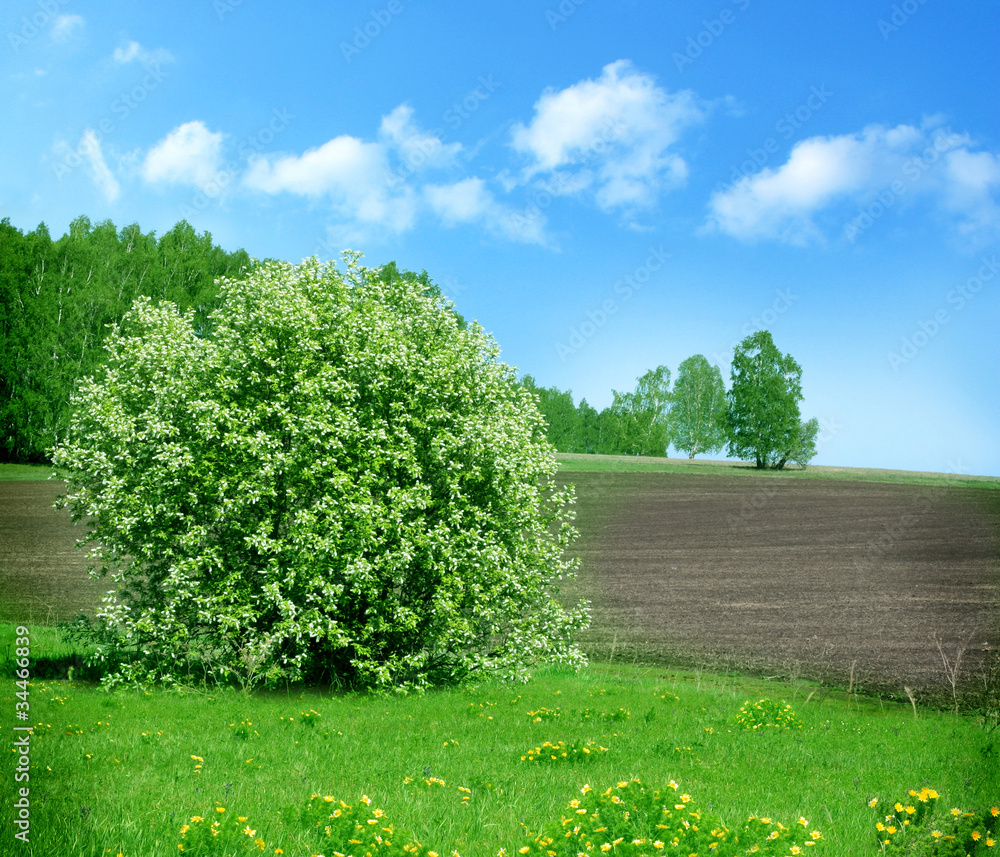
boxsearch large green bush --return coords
[53,254,588,690]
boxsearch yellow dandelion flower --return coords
[519,848,530,854]
[973,831,982,841]
[931,831,942,839]
[951,808,962,816]
[991,807,1000,817]
[216,807,225,814]
[239,816,249,822]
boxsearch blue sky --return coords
[3,1,998,475]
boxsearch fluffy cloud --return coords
[243,130,417,235]
[379,104,463,174]
[706,121,1000,244]
[142,121,225,191]
[510,59,705,211]
[424,178,548,245]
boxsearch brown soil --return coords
[3,475,998,700]
[555,471,1000,700]
[0,481,102,625]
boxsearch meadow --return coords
[1,458,998,856]
[1,622,997,857]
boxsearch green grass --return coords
[8,456,1000,488]
[1,624,996,857]
[554,452,1000,488]
[0,463,61,482]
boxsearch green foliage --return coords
[790,417,820,469]
[607,365,672,457]
[871,788,1000,856]
[735,698,803,730]
[726,331,809,470]
[669,354,727,459]
[522,375,586,453]
[0,215,249,463]
[52,254,588,691]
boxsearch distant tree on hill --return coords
[607,365,672,456]
[725,331,816,469]
[669,355,727,459]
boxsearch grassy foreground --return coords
[2,625,997,857]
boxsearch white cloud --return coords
[142,121,225,191]
[113,39,173,66]
[706,121,1000,244]
[425,177,493,225]
[510,60,706,212]
[941,148,1000,236]
[78,129,119,202]
[50,14,84,44]
[424,177,548,245]
[244,133,417,234]
[241,102,554,243]
[379,104,463,173]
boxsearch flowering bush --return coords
[735,699,802,730]
[54,254,589,691]
[870,787,999,855]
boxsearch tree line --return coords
[522,331,818,469]
[0,216,251,462]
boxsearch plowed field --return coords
[0,481,101,625]
[2,474,998,699]
[555,471,1000,699]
